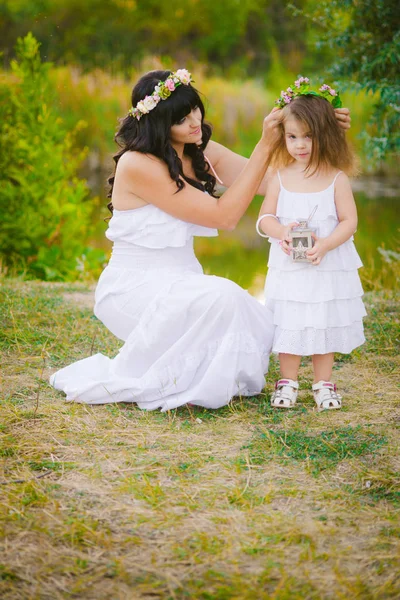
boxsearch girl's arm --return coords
[307,173,358,265]
[204,108,352,196]
[116,109,282,231]
[257,172,298,252]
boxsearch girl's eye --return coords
[176,117,186,125]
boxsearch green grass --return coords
[243,426,388,476]
[0,279,399,599]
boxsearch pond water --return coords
[91,175,399,296]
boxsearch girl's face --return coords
[170,106,203,146]
[284,116,312,164]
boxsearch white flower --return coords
[174,69,191,84]
[136,100,149,114]
[143,95,158,111]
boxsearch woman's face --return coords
[170,106,203,146]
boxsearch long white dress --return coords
[50,204,275,411]
[264,171,366,356]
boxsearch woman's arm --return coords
[117,109,283,231]
[204,140,271,196]
[307,173,358,265]
[205,108,352,196]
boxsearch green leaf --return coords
[332,95,343,108]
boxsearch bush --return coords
[0,33,105,280]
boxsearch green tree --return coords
[0,32,101,280]
[290,0,400,165]
[0,0,307,75]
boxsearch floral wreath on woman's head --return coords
[275,76,342,109]
[128,69,193,120]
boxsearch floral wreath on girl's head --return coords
[275,76,342,109]
[128,69,193,120]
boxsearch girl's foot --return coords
[270,379,299,408]
[312,381,342,411]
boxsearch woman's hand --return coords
[279,222,298,255]
[262,107,284,143]
[307,234,329,265]
[334,107,351,130]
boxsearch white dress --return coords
[264,171,366,356]
[50,204,275,411]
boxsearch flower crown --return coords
[275,76,342,109]
[128,69,193,120]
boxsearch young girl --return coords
[256,80,366,411]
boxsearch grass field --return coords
[1,279,399,599]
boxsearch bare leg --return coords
[312,353,334,383]
[279,353,302,380]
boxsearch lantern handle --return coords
[307,204,318,224]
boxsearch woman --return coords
[50,69,350,411]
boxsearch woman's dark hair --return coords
[107,70,215,212]
[265,94,358,176]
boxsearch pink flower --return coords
[175,69,191,84]
[296,77,309,88]
[329,89,337,96]
[165,79,175,91]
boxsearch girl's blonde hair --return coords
[267,95,359,176]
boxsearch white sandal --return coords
[270,379,299,408]
[312,380,342,411]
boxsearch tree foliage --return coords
[290,0,400,165]
[0,0,307,74]
[0,33,103,280]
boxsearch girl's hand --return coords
[262,107,284,143]
[279,222,298,256]
[307,234,329,265]
[334,107,351,130]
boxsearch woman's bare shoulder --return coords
[117,150,166,175]
[112,151,174,209]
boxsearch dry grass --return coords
[1,279,399,599]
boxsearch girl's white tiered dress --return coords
[50,205,275,410]
[265,172,366,355]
